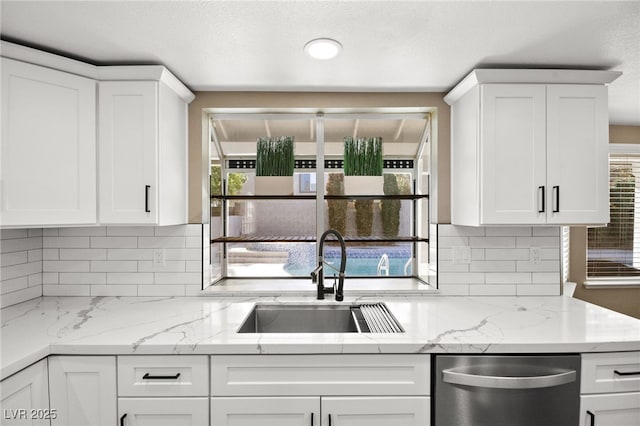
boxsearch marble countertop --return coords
[1,295,639,380]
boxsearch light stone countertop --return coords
[1,295,639,380]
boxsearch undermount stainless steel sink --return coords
[237,303,403,334]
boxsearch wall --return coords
[568,124,640,318]
[0,229,43,308]
[437,225,561,296]
[188,92,451,224]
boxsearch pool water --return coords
[285,256,412,277]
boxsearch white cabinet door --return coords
[580,393,640,426]
[118,398,208,426]
[546,84,609,224]
[0,359,50,425]
[98,81,158,224]
[211,397,318,426]
[1,58,96,227]
[48,356,116,426]
[480,84,547,225]
[321,397,430,426]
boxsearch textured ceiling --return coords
[1,1,639,125]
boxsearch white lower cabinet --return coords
[580,352,640,426]
[118,398,208,426]
[116,355,209,426]
[0,359,50,425]
[48,356,116,426]
[211,396,429,426]
[210,355,431,426]
[580,393,640,426]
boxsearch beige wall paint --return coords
[188,92,450,223]
[569,125,640,319]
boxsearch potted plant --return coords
[343,136,383,195]
[255,136,295,195]
[326,173,347,235]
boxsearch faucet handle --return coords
[332,276,343,301]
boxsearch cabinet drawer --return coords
[582,352,640,394]
[211,397,318,426]
[118,355,208,397]
[580,393,640,426]
[211,354,430,396]
[118,398,208,426]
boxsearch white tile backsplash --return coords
[39,225,203,298]
[437,225,561,295]
[2,222,562,306]
[1,232,42,307]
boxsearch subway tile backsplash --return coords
[2,222,562,307]
[0,228,43,308]
[1,225,204,307]
[437,225,561,296]
[41,225,203,297]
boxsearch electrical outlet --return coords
[530,247,541,264]
[452,246,471,265]
[153,248,165,266]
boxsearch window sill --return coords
[583,279,640,289]
[201,277,438,297]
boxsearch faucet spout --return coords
[313,229,346,301]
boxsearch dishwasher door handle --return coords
[442,368,577,389]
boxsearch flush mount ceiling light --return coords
[304,38,342,60]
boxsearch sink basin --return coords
[237,304,359,333]
[237,303,404,334]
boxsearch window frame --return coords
[584,143,640,288]
[208,110,432,285]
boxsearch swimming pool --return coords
[284,256,412,277]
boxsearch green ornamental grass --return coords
[256,136,295,177]
[343,137,383,176]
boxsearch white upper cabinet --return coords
[99,79,189,225]
[546,84,609,224]
[446,69,619,226]
[1,41,194,228]
[1,58,96,226]
[480,84,547,225]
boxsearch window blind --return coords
[587,154,640,278]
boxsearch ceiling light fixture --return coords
[304,38,342,60]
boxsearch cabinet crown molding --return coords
[444,68,622,105]
[1,40,194,103]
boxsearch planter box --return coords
[255,176,294,196]
[344,176,384,196]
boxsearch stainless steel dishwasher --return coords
[434,354,580,426]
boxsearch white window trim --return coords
[584,278,640,288]
[585,143,640,287]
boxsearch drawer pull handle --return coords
[120,413,127,426]
[586,410,595,426]
[614,370,640,376]
[142,372,181,380]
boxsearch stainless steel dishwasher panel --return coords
[434,354,580,426]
